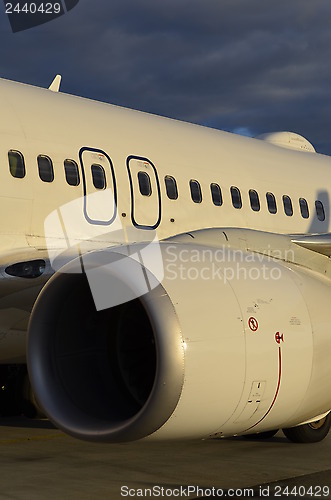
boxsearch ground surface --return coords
[0,419,329,499]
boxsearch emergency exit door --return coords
[127,156,161,229]
[79,147,117,225]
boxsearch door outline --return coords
[127,155,161,230]
[79,146,117,226]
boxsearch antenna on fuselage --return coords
[48,74,62,92]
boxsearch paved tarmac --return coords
[0,418,329,499]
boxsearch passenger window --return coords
[91,164,106,190]
[315,200,325,221]
[190,180,202,203]
[8,150,25,179]
[64,159,80,186]
[266,192,277,214]
[231,186,242,209]
[165,175,178,200]
[299,198,309,219]
[283,195,293,216]
[249,189,260,212]
[38,155,54,183]
[210,183,223,206]
[138,171,152,196]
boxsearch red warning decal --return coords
[275,332,284,344]
[248,317,259,332]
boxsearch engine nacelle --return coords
[27,241,331,442]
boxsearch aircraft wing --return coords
[292,233,331,257]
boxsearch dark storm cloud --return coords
[1,0,331,153]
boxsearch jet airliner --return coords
[0,76,331,444]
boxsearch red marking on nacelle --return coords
[245,347,282,432]
[275,332,284,344]
[248,317,259,332]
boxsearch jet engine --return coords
[27,240,331,442]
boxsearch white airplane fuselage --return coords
[1,77,330,251]
[1,77,331,443]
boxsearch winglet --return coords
[48,74,62,92]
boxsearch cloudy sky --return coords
[1,0,331,154]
